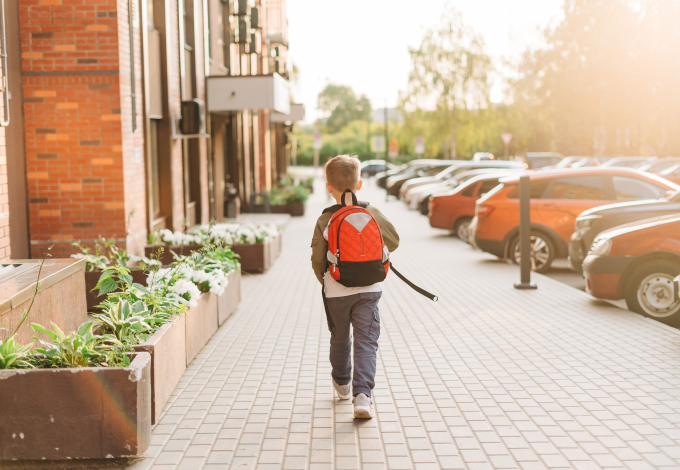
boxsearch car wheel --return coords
[625,261,680,327]
[420,198,430,215]
[509,232,555,273]
[454,218,472,242]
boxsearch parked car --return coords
[600,156,655,168]
[471,168,679,272]
[472,152,495,161]
[657,164,680,185]
[401,161,524,208]
[414,165,525,213]
[543,156,590,169]
[635,157,680,174]
[376,159,441,188]
[524,152,565,169]
[361,160,399,177]
[386,162,453,197]
[583,214,680,327]
[569,189,680,272]
[428,172,519,239]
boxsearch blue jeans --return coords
[326,292,381,397]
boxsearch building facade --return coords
[2,0,295,260]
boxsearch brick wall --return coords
[17,0,215,256]
[20,0,128,258]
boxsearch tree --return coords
[402,6,492,159]
[513,0,680,156]
[317,84,372,133]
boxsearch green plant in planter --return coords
[95,265,183,336]
[284,185,310,204]
[71,235,135,271]
[94,299,154,344]
[30,321,120,368]
[0,337,33,369]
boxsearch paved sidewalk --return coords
[134,180,680,470]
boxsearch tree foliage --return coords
[402,6,493,159]
[318,84,372,133]
[513,0,680,156]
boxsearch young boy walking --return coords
[311,155,399,418]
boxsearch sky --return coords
[286,0,564,123]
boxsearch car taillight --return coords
[430,197,439,210]
[476,204,494,218]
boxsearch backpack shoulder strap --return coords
[322,200,369,214]
[322,204,342,215]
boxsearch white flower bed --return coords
[150,222,279,246]
[146,264,230,308]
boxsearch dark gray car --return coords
[569,190,680,272]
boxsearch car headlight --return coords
[589,238,612,256]
[575,214,601,230]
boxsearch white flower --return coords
[170,279,201,308]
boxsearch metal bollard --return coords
[514,175,537,290]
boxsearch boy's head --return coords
[325,155,363,204]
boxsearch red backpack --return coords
[321,190,437,335]
[324,190,389,287]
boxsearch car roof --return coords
[498,167,680,188]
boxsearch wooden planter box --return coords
[0,259,88,347]
[185,293,218,365]
[271,203,305,216]
[133,316,187,425]
[218,269,241,326]
[145,235,280,273]
[0,353,151,460]
[84,269,147,312]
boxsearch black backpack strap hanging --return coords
[390,262,438,302]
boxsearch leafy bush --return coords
[30,321,120,368]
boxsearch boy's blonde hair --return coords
[325,155,360,192]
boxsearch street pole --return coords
[504,143,509,161]
[514,175,537,290]
[384,102,388,163]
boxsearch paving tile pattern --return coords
[132,181,680,470]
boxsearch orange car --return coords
[583,214,680,327]
[428,173,516,240]
[471,168,679,272]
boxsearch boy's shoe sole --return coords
[353,406,373,419]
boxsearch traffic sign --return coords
[388,138,398,158]
[313,132,323,150]
[371,135,385,153]
[501,133,513,145]
[415,136,424,155]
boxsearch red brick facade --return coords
[7,0,292,259]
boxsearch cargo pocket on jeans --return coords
[368,308,381,339]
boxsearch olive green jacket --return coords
[311,204,400,285]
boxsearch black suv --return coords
[569,190,680,272]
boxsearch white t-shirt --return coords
[323,271,382,298]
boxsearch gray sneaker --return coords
[333,379,351,400]
[353,393,373,419]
